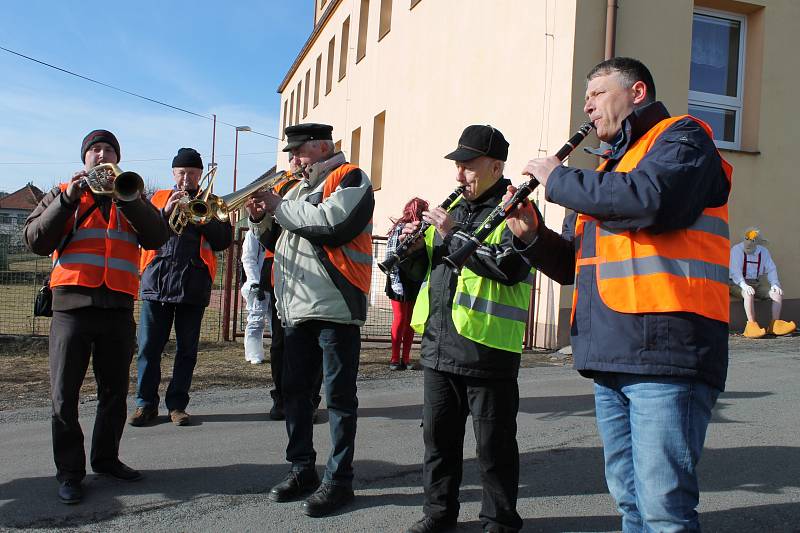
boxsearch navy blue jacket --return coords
[517,102,730,390]
[140,189,233,307]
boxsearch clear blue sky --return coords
[0,1,314,195]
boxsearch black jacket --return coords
[517,102,730,390]
[403,177,532,379]
[139,190,232,307]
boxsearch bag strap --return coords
[56,201,99,255]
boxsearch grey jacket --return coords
[249,152,374,327]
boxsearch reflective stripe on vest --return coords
[140,189,218,280]
[410,198,534,353]
[575,115,732,323]
[320,163,373,295]
[50,184,141,296]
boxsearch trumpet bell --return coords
[84,163,144,202]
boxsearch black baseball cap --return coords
[444,125,508,162]
[282,123,334,152]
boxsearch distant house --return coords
[0,183,44,249]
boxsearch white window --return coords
[689,9,746,150]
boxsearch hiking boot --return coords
[169,409,191,426]
[128,406,158,427]
[301,482,354,517]
[268,469,320,502]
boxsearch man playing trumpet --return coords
[246,123,373,518]
[129,148,232,428]
[24,129,169,504]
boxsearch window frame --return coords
[688,7,747,150]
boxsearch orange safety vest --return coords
[321,163,373,295]
[574,115,733,323]
[139,189,218,280]
[50,185,141,297]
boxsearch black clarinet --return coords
[443,122,594,273]
[378,186,466,275]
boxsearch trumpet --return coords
[81,163,144,202]
[378,186,465,275]
[168,166,301,234]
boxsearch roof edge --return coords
[277,0,344,94]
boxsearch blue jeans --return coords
[283,320,360,487]
[136,300,206,411]
[594,374,720,533]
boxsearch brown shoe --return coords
[128,406,158,427]
[169,409,191,426]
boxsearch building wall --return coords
[279,0,798,346]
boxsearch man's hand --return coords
[503,185,540,244]
[245,189,282,221]
[521,155,560,189]
[64,170,88,203]
[400,221,425,253]
[739,281,755,298]
[770,285,783,297]
[163,189,188,216]
[422,206,454,238]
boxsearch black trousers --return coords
[422,367,523,533]
[49,308,136,482]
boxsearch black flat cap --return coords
[282,123,334,152]
[444,125,508,162]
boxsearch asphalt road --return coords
[1,336,798,532]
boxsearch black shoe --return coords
[398,362,408,370]
[268,469,320,502]
[405,515,457,533]
[92,460,143,481]
[389,361,402,371]
[301,482,354,517]
[269,392,285,421]
[58,479,82,504]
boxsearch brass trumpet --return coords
[168,167,300,234]
[81,163,144,202]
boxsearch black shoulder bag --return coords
[34,202,98,317]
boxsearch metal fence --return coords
[0,225,393,342]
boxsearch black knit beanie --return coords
[172,147,204,169]
[81,129,121,163]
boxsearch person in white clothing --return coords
[240,229,270,363]
[729,227,796,338]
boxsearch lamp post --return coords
[223,125,252,341]
[233,125,251,192]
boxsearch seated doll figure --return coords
[729,227,796,338]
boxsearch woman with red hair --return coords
[384,197,429,370]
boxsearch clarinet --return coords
[443,122,594,273]
[378,186,466,274]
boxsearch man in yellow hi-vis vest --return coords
[400,125,533,533]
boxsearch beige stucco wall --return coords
[279,0,799,346]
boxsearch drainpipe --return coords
[605,0,618,60]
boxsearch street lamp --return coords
[233,125,252,192]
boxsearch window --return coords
[350,127,361,165]
[379,0,393,40]
[410,0,421,8]
[371,111,386,190]
[334,139,342,153]
[314,55,322,107]
[295,82,302,124]
[357,0,369,62]
[689,9,746,149]
[282,100,288,137]
[339,17,350,81]
[303,70,310,118]
[289,91,295,127]
[326,36,335,95]
[16,214,26,225]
